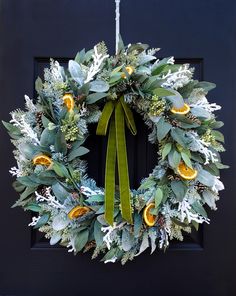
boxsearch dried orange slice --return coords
[63,93,74,111]
[177,162,198,180]
[143,202,157,227]
[170,103,190,115]
[33,154,52,166]
[68,205,90,220]
[121,66,134,79]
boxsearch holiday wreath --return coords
[3,39,227,264]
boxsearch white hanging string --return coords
[115,0,120,54]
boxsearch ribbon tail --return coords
[115,101,133,224]
[96,101,115,136]
[120,96,137,135]
[104,114,116,225]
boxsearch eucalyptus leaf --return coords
[52,214,69,231]
[151,57,171,75]
[122,229,134,252]
[202,190,217,210]
[2,120,21,139]
[94,220,104,246]
[101,248,119,262]
[168,149,181,168]
[191,107,211,119]
[90,80,109,92]
[166,90,184,108]
[171,128,188,147]
[34,213,50,229]
[181,151,193,168]
[156,118,172,141]
[192,201,208,218]
[195,81,216,92]
[17,176,39,187]
[52,183,69,202]
[35,77,43,93]
[134,213,142,238]
[25,203,41,212]
[86,92,108,104]
[52,162,70,178]
[50,233,61,245]
[68,60,84,85]
[20,186,38,201]
[197,169,215,187]
[68,146,89,161]
[135,232,149,256]
[155,188,163,208]
[41,115,51,128]
[162,143,172,160]
[19,143,41,159]
[211,130,224,143]
[138,178,156,190]
[54,130,67,154]
[86,194,104,204]
[138,55,156,65]
[74,229,89,252]
[148,229,157,254]
[40,128,56,147]
[171,180,187,201]
[109,73,122,85]
[153,88,175,97]
[12,180,26,193]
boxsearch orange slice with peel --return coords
[33,154,52,166]
[62,93,74,111]
[143,202,157,227]
[170,103,190,115]
[68,205,90,220]
[121,66,134,79]
[177,162,198,180]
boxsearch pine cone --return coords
[195,182,206,193]
[157,215,165,227]
[84,240,96,252]
[39,186,47,196]
[167,174,181,181]
[116,81,127,93]
[186,113,201,125]
[165,116,180,127]
[35,112,43,129]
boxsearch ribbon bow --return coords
[96,96,137,225]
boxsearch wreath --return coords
[3,39,227,264]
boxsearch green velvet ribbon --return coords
[96,96,137,225]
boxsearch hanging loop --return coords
[115,0,120,54]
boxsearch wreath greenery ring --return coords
[3,39,227,264]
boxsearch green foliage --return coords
[52,183,69,202]
[74,230,89,252]
[162,143,172,160]
[3,39,227,264]
[156,118,172,141]
[34,213,50,229]
[68,146,89,161]
[171,180,187,201]
[2,120,22,139]
[154,188,163,208]
[86,92,108,104]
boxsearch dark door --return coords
[0,0,235,295]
